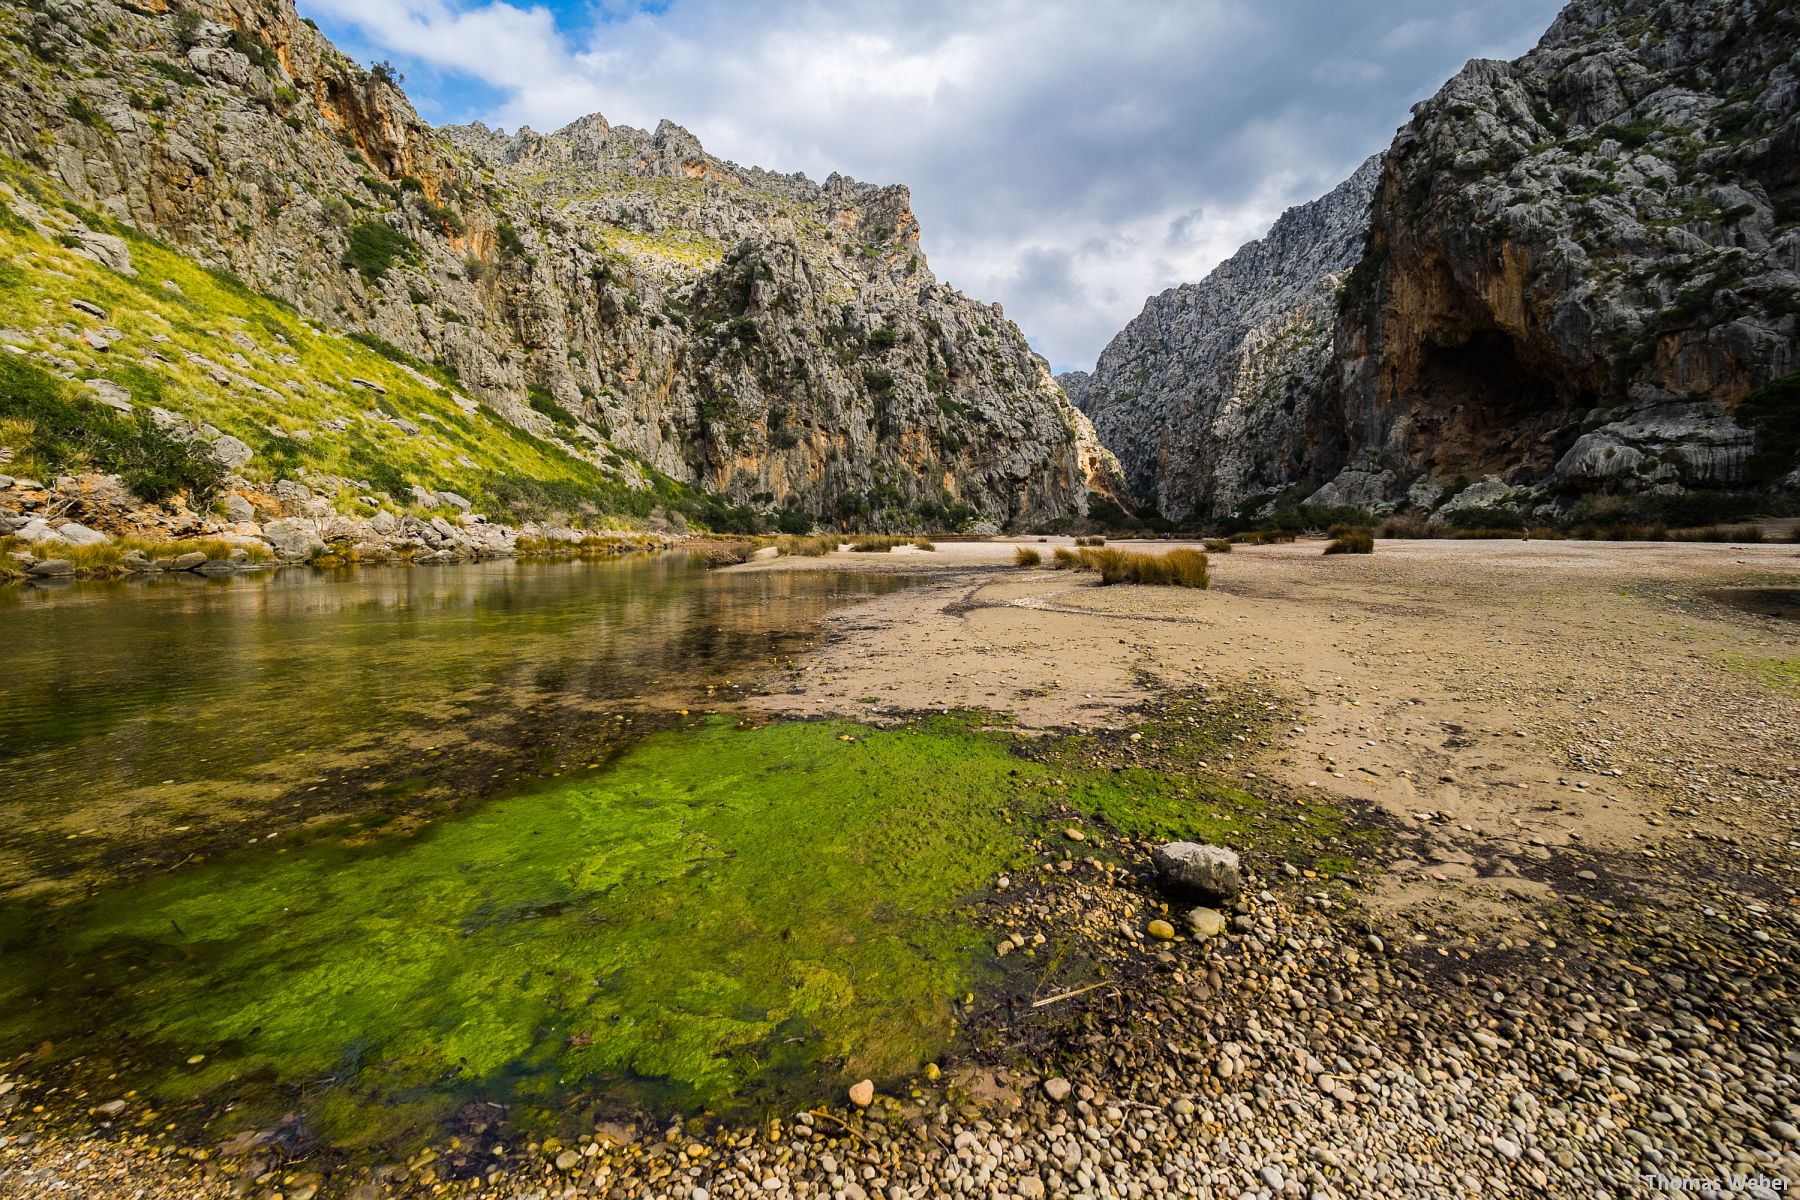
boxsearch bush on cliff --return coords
[0,355,224,504]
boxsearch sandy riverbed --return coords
[743,536,1799,932]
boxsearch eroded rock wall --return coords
[1076,0,1799,523]
[1,0,1113,529]
[1329,0,1800,515]
[1065,158,1379,521]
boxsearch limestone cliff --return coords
[1327,0,1799,518]
[0,0,1108,531]
[1077,0,1799,524]
[1064,158,1379,521]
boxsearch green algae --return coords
[0,709,1360,1152]
[1726,655,1800,696]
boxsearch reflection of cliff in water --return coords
[0,555,915,903]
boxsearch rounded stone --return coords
[1184,906,1226,937]
[1150,842,1242,898]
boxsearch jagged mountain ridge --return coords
[1062,157,1380,521]
[0,0,1123,531]
[1073,0,1799,524]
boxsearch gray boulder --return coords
[86,379,134,413]
[210,435,255,469]
[27,558,74,577]
[14,517,64,543]
[1151,842,1242,899]
[170,551,209,571]
[261,517,323,562]
[55,522,110,546]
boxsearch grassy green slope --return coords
[0,162,701,526]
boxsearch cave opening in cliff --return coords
[1415,329,1571,427]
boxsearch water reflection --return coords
[0,556,909,903]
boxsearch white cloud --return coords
[297,0,1565,370]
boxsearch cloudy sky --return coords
[297,0,1566,372]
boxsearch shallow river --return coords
[0,554,906,902]
[0,554,1219,1160]
[0,555,971,1148]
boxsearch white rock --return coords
[55,522,110,546]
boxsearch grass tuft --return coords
[1013,546,1041,566]
[1082,547,1209,587]
[690,538,756,567]
[773,534,837,557]
[1323,526,1374,555]
[849,535,908,553]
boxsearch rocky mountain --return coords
[1075,0,1800,525]
[0,0,1121,542]
[1062,157,1380,522]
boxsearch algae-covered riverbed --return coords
[0,556,1317,1156]
[0,709,1286,1151]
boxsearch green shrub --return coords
[66,97,106,130]
[526,384,579,429]
[775,507,814,535]
[1568,490,1789,527]
[1446,505,1525,531]
[1739,372,1800,484]
[150,58,202,87]
[685,492,762,534]
[494,222,527,259]
[0,355,223,504]
[724,316,759,346]
[171,9,203,46]
[227,29,277,72]
[343,219,418,281]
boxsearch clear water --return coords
[0,556,907,904]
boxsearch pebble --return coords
[1043,1077,1071,1102]
[847,1079,875,1107]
